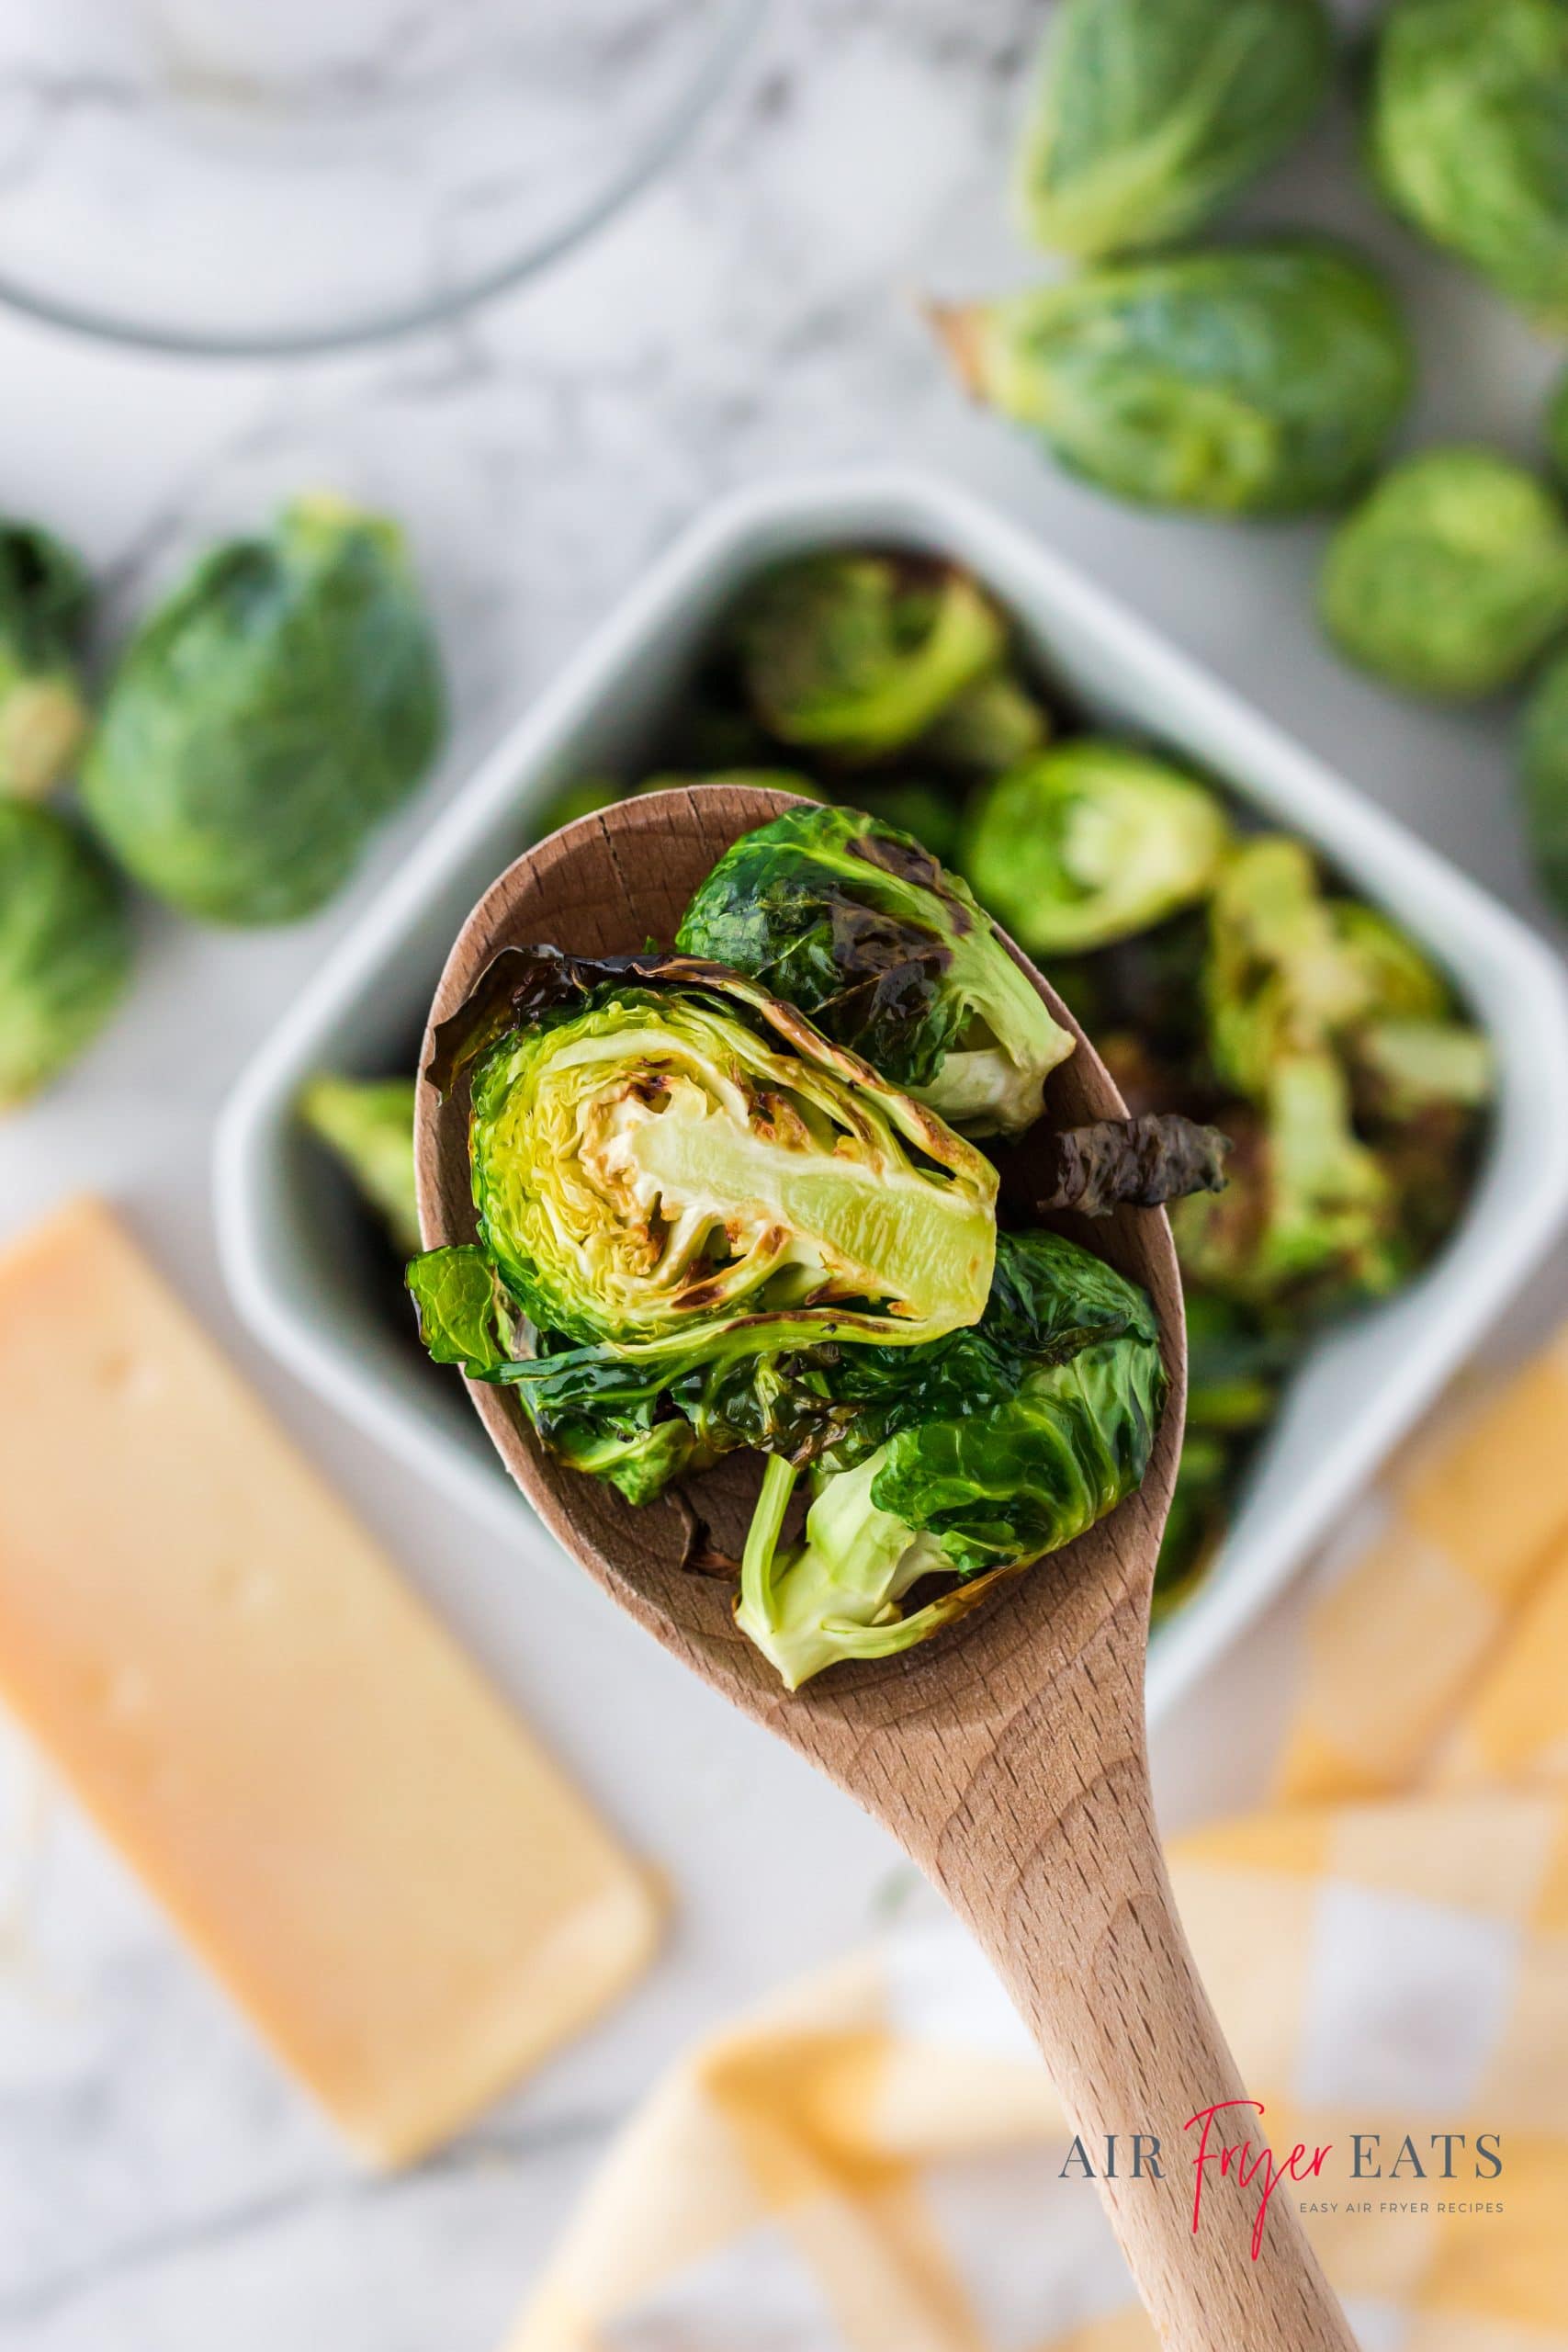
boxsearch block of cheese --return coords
[0,1199,661,2165]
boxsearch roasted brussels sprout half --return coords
[963,743,1231,956]
[1320,450,1568,700]
[1371,0,1568,328]
[1173,1057,1403,1313]
[0,522,92,802]
[676,802,1075,1139]
[410,944,997,1364]
[299,1075,421,1255]
[734,1231,1167,1688]
[936,241,1413,516]
[1016,0,1333,260]
[733,555,1007,761]
[1520,645,1568,918]
[919,669,1050,776]
[0,799,130,1106]
[84,496,446,925]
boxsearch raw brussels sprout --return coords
[734,1231,1167,1688]
[84,496,446,924]
[1320,450,1568,700]
[0,800,130,1106]
[0,522,92,801]
[1520,644,1568,915]
[1371,0,1568,327]
[936,241,1413,515]
[1016,0,1333,260]
[299,1075,421,1255]
[676,802,1075,1138]
[733,554,1007,761]
[963,743,1232,956]
[409,943,997,1364]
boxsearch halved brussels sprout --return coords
[1205,838,1371,1097]
[0,522,93,802]
[918,669,1051,776]
[0,799,130,1107]
[411,944,997,1363]
[1016,0,1334,260]
[963,743,1232,956]
[299,1075,421,1255]
[1371,0,1568,327]
[676,802,1075,1138]
[936,241,1413,515]
[734,1231,1167,1687]
[1320,449,1568,700]
[85,496,446,924]
[1173,1056,1403,1312]
[733,554,1008,761]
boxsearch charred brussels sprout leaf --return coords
[1016,0,1333,260]
[1520,645,1568,917]
[414,943,997,1360]
[936,241,1413,515]
[84,496,446,924]
[1321,450,1568,700]
[733,554,1007,761]
[0,522,92,801]
[963,742,1231,956]
[1371,0,1568,328]
[675,802,1075,1138]
[1032,1114,1231,1216]
[733,1231,1167,1688]
[0,800,130,1106]
[299,1074,421,1255]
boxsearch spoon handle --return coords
[913,1733,1356,2348]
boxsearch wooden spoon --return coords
[416,783,1354,2351]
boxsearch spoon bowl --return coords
[415,781,1354,2350]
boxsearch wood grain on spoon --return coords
[415,782,1355,2351]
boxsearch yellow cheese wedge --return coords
[0,1198,661,2165]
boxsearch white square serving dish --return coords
[215,469,1568,1721]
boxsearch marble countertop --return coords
[4,4,1568,2346]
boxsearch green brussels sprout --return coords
[963,743,1232,956]
[1016,0,1334,260]
[299,1075,421,1255]
[733,1230,1167,1687]
[408,943,997,1368]
[733,554,1008,761]
[1371,0,1568,328]
[936,241,1413,515]
[84,496,446,924]
[1174,1055,1404,1312]
[1320,450,1568,700]
[1520,643,1568,916]
[0,522,93,801]
[918,670,1051,776]
[0,800,130,1106]
[676,802,1075,1138]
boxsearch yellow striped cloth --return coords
[509,1331,1568,2352]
